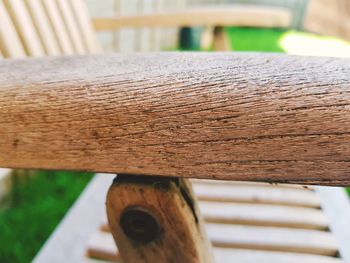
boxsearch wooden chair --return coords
[93,4,292,51]
[0,1,349,263]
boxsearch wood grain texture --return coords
[1,53,350,185]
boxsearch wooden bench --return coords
[33,174,350,263]
[0,1,349,263]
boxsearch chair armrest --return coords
[0,52,349,186]
[93,5,291,30]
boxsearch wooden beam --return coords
[0,53,350,186]
[93,6,291,31]
[106,175,214,263]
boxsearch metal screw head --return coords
[120,206,161,243]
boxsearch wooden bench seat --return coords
[33,174,350,263]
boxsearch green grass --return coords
[0,171,93,263]
[225,26,350,57]
[225,27,285,52]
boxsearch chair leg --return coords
[106,174,214,263]
[213,26,231,51]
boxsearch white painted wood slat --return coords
[0,1,26,58]
[206,223,338,256]
[42,0,74,55]
[56,0,86,54]
[87,231,343,263]
[3,0,45,57]
[317,186,350,263]
[70,0,101,53]
[25,0,61,56]
[192,182,321,208]
[199,201,328,229]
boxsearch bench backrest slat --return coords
[42,0,75,55]
[56,0,87,54]
[0,0,101,58]
[26,0,61,56]
[69,0,101,53]
[0,1,26,58]
[3,0,46,57]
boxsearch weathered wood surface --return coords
[1,53,350,186]
[93,6,291,30]
[106,176,213,263]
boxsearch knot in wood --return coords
[120,206,161,244]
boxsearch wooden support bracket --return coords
[106,175,214,263]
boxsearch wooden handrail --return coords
[93,6,291,31]
[0,53,350,186]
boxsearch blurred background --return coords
[89,0,350,56]
[1,0,350,262]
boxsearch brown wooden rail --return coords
[0,53,350,186]
[93,6,291,30]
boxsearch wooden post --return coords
[213,26,231,51]
[106,175,214,263]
